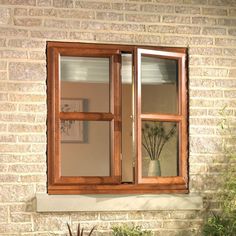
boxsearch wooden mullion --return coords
[60,112,114,121]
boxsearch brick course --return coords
[0,0,235,235]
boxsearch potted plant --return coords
[142,122,176,176]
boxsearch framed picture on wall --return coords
[61,99,84,142]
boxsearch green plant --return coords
[112,224,152,236]
[203,107,236,235]
[67,223,95,236]
[142,122,176,160]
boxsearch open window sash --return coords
[135,48,188,186]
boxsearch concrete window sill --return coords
[36,193,203,212]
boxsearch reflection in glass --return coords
[141,121,178,177]
[61,121,110,176]
[60,56,110,112]
[141,56,178,114]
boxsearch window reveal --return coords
[47,42,188,194]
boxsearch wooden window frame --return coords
[47,42,188,194]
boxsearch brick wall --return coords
[0,0,235,235]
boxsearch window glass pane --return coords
[61,120,110,176]
[141,55,178,114]
[60,56,110,112]
[121,54,133,183]
[141,121,178,177]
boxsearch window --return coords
[47,42,188,194]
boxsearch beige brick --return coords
[9,62,45,81]
[44,19,80,29]
[0,39,6,47]
[0,71,7,80]
[17,134,46,143]
[37,0,52,6]
[0,174,19,182]
[162,15,191,24]
[53,0,73,8]
[57,9,95,19]
[10,212,31,223]
[96,12,124,21]
[190,47,222,56]
[224,91,236,98]
[1,184,35,203]
[189,108,207,116]
[95,32,134,43]
[229,69,236,77]
[135,34,161,44]
[215,58,236,67]
[8,39,45,48]
[190,90,223,98]
[14,8,28,16]
[228,29,236,36]
[18,104,46,113]
[0,50,27,59]
[147,25,175,33]
[190,99,214,107]
[71,212,99,221]
[141,4,173,13]
[8,124,45,133]
[0,124,7,132]
[0,61,7,70]
[0,0,36,6]
[14,18,42,27]
[76,1,111,10]
[0,103,17,112]
[0,8,11,25]
[190,78,215,87]
[100,212,128,221]
[162,36,189,45]
[0,113,37,123]
[175,6,200,14]
[20,174,46,182]
[31,143,46,152]
[33,214,69,231]
[0,144,31,153]
[112,3,140,11]
[0,93,8,101]
[202,27,226,35]
[215,38,236,46]
[0,135,17,143]
[81,21,145,32]
[125,13,160,23]
[9,94,45,102]
[7,82,46,93]
[223,48,236,56]
[189,37,213,46]
[8,164,45,173]
[29,51,46,60]
[176,25,201,34]
[29,8,57,17]
[70,31,95,40]
[31,30,67,39]
[229,8,236,16]
[183,0,207,4]
[202,68,228,77]
[218,18,236,26]
[202,7,227,16]
[192,16,217,25]
[208,0,236,6]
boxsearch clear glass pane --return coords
[141,121,178,177]
[141,55,178,114]
[60,56,110,112]
[61,120,110,176]
[121,54,133,183]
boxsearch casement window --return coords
[47,42,188,194]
